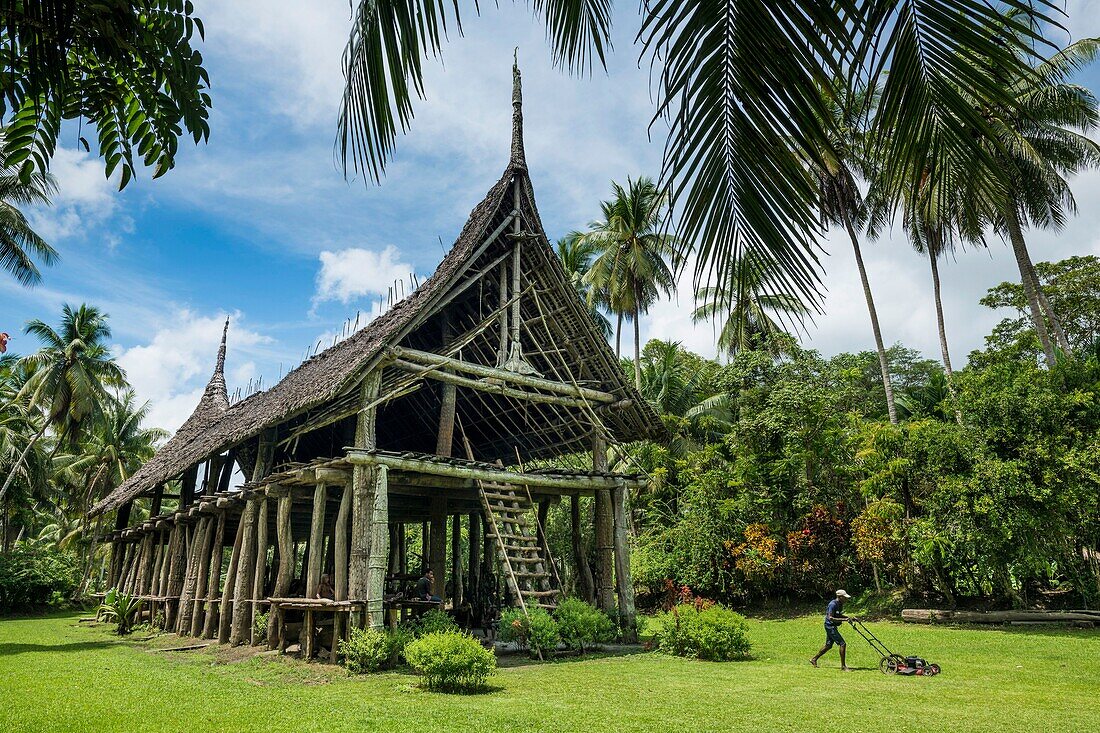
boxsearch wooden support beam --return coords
[250,497,269,645]
[349,371,381,606]
[176,517,208,634]
[391,359,592,409]
[198,510,225,638]
[268,492,293,648]
[366,466,389,628]
[333,484,351,602]
[347,450,640,492]
[165,524,188,628]
[468,513,481,620]
[429,496,446,600]
[593,437,615,614]
[218,513,246,644]
[389,346,615,403]
[230,499,259,645]
[571,495,595,604]
[306,484,327,598]
[451,513,463,608]
[611,480,637,641]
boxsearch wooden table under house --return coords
[90,63,662,660]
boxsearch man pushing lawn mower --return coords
[810,589,853,671]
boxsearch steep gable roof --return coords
[91,64,661,516]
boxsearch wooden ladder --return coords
[479,482,559,612]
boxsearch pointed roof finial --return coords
[201,317,230,411]
[510,49,526,170]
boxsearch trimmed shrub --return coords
[654,604,751,661]
[554,598,615,652]
[412,608,460,637]
[0,542,78,610]
[499,606,560,659]
[404,631,496,692]
[340,627,392,674]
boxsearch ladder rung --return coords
[521,589,559,597]
[483,491,525,502]
[513,571,549,579]
[489,532,536,542]
[502,544,542,552]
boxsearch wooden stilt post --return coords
[349,371,381,610]
[571,495,595,603]
[429,496,446,599]
[366,466,389,629]
[436,383,457,457]
[398,524,407,577]
[451,512,463,608]
[250,497,269,645]
[197,510,225,637]
[158,526,176,597]
[468,512,480,619]
[218,512,245,644]
[177,518,207,633]
[611,480,637,641]
[165,523,188,629]
[230,498,259,645]
[333,484,351,600]
[593,436,615,614]
[306,484,327,598]
[267,485,293,648]
[420,522,429,572]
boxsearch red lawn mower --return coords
[848,618,941,676]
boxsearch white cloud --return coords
[313,245,418,305]
[117,310,269,433]
[29,147,126,242]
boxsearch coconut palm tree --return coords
[556,232,612,340]
[691,252,809,359]
[810,81,899,424]
[972,30,1100,363]
[578,177,678,389]
[0,154,57,285]
[338,0,1062,319]
[0,304,125,504]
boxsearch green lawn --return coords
[1,612,1097,733]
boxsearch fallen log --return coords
[903,608,1100,624]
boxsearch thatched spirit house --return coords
[91,64,658,657]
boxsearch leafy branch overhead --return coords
[338,0,1065,307]
[1,0,212,189]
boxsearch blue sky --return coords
[2,1,1100,433]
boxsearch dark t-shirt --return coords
[825,599,842,627]
[416,576,432,600]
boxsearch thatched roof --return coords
[91,64,661,517]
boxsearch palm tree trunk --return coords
[633,306,642,391]
[0,421,47,505]
[841,208,898,424]
[926,236,963,426]
[615,313,623,359]
[1003,206,1058,364]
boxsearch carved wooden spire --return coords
[510,53,526,170]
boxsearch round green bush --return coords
[404,631,496,692]
[654,604,751,661]
[339,627,391,674]
[554,598,616,652]
[499,606,560,659]
[412,608,459,636]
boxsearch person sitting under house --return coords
[810,589,854,671]
[415,569,442,603]
[315,573,335,600]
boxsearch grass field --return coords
[1,612,1097,732]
